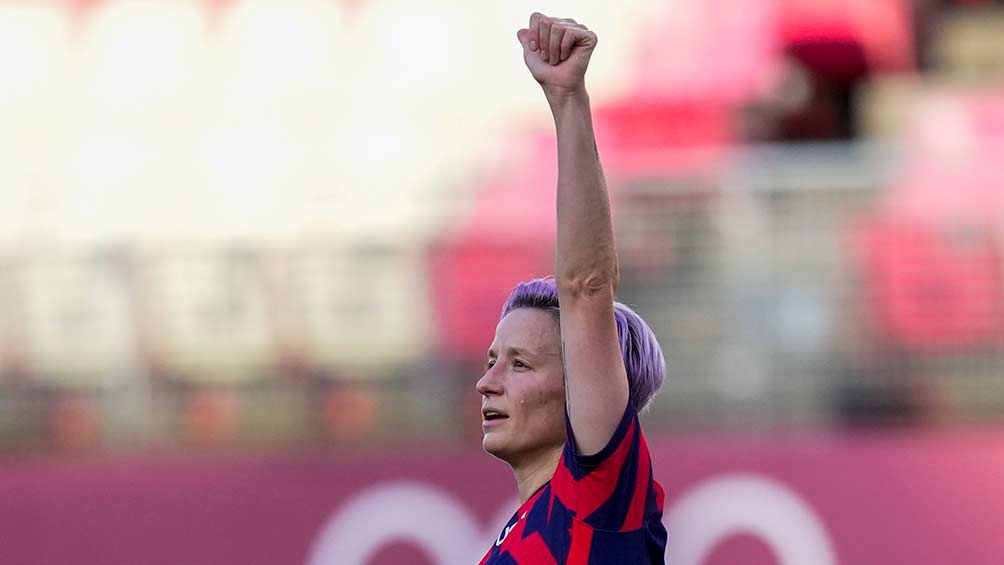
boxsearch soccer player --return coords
[476,13,668,565]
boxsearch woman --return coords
[476,13,668,564]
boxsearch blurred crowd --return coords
[0,0,1002,453]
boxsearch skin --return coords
[477,14,629,504]
[476,308,566,501]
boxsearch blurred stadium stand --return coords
[0,0,1001,454]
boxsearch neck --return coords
[511,445,563,504]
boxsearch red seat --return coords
[594,99,732,176]
[854,218,1004,349]
[429,239,551,363]
[428,140,557,362]
[779,0,915,73]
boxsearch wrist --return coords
[544,86,589,111]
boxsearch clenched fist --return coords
[517,13,597,98]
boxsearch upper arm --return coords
[558,278,629,457]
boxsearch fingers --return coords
[527,13,589,65]
[542,18,579,64]
[538,18,553,63]
[549,24,563,65]
[559,29,576,62]
[516,28,531,50]
[528,12,541,52]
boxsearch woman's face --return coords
[476,308,566,465]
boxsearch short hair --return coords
[500,276,666,413]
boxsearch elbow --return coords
[557,265,619,299]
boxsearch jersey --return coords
[479,403,667,564]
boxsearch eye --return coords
[513,360,528,369]
[485,359,496,371]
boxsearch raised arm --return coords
[518,14,628,456]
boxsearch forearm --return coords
[548,90,618,296]
[521,13,630,455]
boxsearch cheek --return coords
[517,375,563,409]
[520,379,565,430]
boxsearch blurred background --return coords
[0,0,1002,564]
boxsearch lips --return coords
[482,407,509,424]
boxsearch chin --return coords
[482,432,511,461]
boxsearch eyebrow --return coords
[487,345,540,360]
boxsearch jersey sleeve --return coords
[552,402,656,532]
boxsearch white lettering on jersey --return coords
[495,511,527,547]
[495,522,516,547]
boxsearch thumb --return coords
[516,28,532,51]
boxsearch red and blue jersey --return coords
[479,404,667,564]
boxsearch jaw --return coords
[482,426,510,460]
[484,422,536,466]
[483,424,563,471]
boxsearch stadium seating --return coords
[931,9,1004,84]
[7,253,139,388]
[0,0,1001,452]
[138,248,278,385]
[278,241,433,378]
[854,217,1004,349]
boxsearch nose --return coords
[476,364,503,397]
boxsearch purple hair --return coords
[500,277,666,413]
